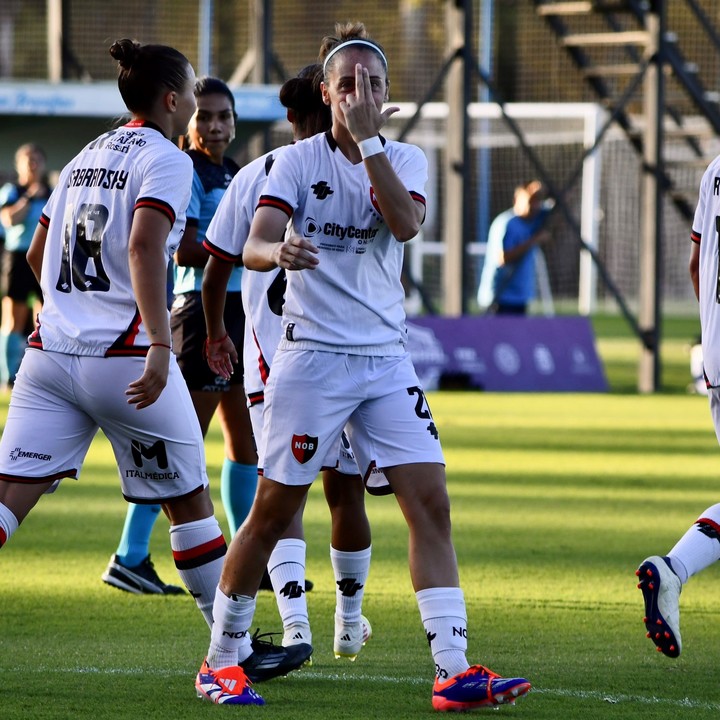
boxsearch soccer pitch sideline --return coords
[1,383,719,719]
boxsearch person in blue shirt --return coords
[477,180,551,315]
[0,143,51,387]
[101,77,258,595]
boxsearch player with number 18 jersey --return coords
[31,120,192,356]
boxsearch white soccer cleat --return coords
[334,614,372,661]
[282,622,313,666]
[636,555,682,658]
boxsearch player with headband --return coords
[195,22,532,710]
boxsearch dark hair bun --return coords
[109,39,140,70]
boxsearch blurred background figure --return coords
[477,179,552,316]
[0,143,51,388]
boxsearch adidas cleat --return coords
[195,658,264,705]
[432,664,531,711]
[636,555,682,658]
[101,553,185,595]
[334,614,372,660]
[243,629,313,682]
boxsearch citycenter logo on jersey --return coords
[303,216,379,254]
[9,447,52,462]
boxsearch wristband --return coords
[358,136,384,159]
[149,342,171,349]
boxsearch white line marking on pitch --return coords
[13,666,720,711]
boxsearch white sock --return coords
[0,502,19,547]
[331,545,371,625]
[667,504,720,584]
[169,516,226,628]
[416,586,470,680]
[268,538,309,629]
[208,588,255,668]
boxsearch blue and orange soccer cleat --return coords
[195,658,264,705]
[432,664,531,711]
[636,555,682,658]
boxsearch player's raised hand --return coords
[274,233,319,271]
[342,64,398,143]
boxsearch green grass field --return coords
[1,313,719,719]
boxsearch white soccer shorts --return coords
[0,349,208,502]
[259,349,444,487]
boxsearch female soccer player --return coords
[200,63,374,667]
[195,23,532,710]
[101,77,258,596]
[0,143,50,387]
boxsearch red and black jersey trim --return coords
[203,238,240,264]
[410,191,426,207]
[253,328,271,386]
[39,212,51,229]
[172,533,227,570]
[247,390,264,407]
[134,196,176,225]
[257,194,293,217]
[28,322,43,349]
[124,119,166,137]
[105,309,147,357]
[691,229,701,244]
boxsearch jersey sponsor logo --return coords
[131,439,169,469]
[304,217,321,237]
[67,167,129,190]
[291,433,318,464]
[124,469,180,480]
[311,180,334,200]
[9,447,52,462]
[321,223,379,242]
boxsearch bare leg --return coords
[385,462,459,590]
[322,468,370,551]
[219,476,309,597]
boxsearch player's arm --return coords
[27,223,48,283]
[346,64,422,242]
[689,239,700,301]
[126,207,173,409]
[174,223,209,267]
[202,255,237,379]
[243,205,318,272]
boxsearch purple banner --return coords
[406,316,608,392]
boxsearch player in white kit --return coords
[195,23,532,711]
[637,150,720,659]
[202,64,374,664]
[0,39,302,687]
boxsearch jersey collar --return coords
[124,119,167,137]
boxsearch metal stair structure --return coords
[532,0,720,391]
[533,0,720,221]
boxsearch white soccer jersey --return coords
[258,131,427,354]
[32,120,192,356]
[204,147,287,401]
[692,155,720,386]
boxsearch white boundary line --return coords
[12,665,720,711]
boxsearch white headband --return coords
[322,39,388,75]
